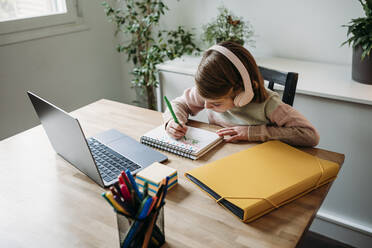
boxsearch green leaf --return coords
[361,48,369,60]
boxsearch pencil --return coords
[164,96,186,140]
[142,180,168,248]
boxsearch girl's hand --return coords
[166,120,188,139]
[216,126,248,143]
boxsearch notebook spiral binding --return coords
[140,136,193,159]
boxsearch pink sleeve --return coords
[269,104,318,129]
[162,87,205,124]
[248,104,320,147]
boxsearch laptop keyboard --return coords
[87,138,141,182]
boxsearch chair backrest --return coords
[258,66,298,106]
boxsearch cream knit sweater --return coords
[163,87,320,147]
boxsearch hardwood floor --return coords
[298,231,355,248]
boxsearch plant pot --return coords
[133,85,158,110]
[352,46,372,85]
[134,85,148,109]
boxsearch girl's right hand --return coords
[166,120,188,139]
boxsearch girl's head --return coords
[195,41,267,112]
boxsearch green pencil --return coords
[164,96,186,140]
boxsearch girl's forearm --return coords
[248,125,319,147]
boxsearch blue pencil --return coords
[125,169,143,201]
[138,197,153,219]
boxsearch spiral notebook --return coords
[140,125,223,160]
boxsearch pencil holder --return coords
[116,204,165,248]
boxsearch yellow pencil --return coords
[103,191,129,215]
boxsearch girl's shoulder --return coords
[263,89,284,117]
[265,89,280,100]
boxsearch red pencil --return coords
[120,183,132,203]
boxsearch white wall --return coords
[0,0,125,140]
[161,0,362,64]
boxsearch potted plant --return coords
[342,0,372,85]
[202,6,255,47]
[102,0,200,110]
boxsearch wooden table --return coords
[0,99,344,248]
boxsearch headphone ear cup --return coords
[234,91,254,107]
[233,92,245,107]
[233,93,241,107]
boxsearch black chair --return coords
[258,66,298,106]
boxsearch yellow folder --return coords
[185,141,340,222]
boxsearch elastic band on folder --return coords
[314,157,325,188]
[217,196,279,209]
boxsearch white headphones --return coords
[207,45,254,107]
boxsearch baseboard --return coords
[310,211,372,248]
[300,231,354,248]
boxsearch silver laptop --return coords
[27,91,168,187]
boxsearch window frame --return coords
[0,0,87,46]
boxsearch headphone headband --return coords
[207,45,254,106]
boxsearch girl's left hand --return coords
[216,126,248,143]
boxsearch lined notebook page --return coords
[141,125,222,155]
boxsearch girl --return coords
[163,41,319,147]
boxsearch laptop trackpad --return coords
[107,135,167,167]
[93,129,167,167]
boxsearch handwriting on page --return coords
[160,135,201,152]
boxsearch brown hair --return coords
[195,41,268,103]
